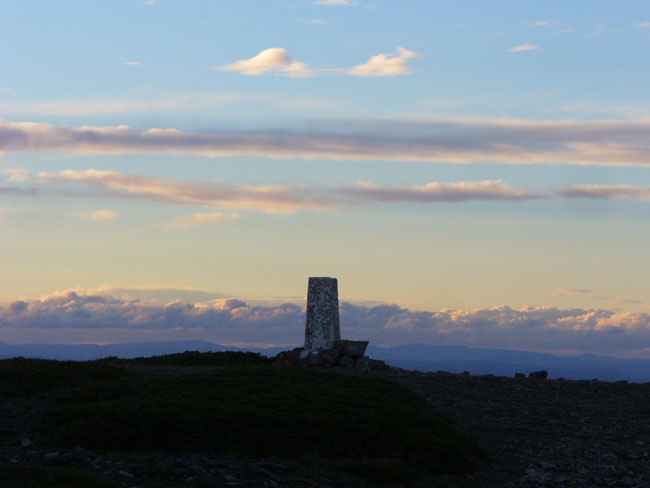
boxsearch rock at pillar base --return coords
[304,277,340,350]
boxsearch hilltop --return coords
[1,351,649,487]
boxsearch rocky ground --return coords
[1,364,649,487]
[376,368,650,488]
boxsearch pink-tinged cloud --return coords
[2,292,650,357]
[37,169,336,214]
[34,170,540,211]
[509,43,540,53]
[558,184,650,201]
[4,118,650,166]
[342,180,537,202]
[315,0,356,5]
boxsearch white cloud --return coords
[638,22,650,29]
[5,117,650,167]
[70,209,119,221]
[533,20,552,27]
[0,87,15,96]
[315,0,356,5]
[160,212,240,230]
[558,184,650,201]
[509,43,540,53]
[345,46,421,77]
[3,168,30,182]
[119,61,141,66]
[214,48,316,77]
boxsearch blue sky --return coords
[2,1,650,356]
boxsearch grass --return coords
[42,366,479,474]
[0,351,481,481]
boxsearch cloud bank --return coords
[4,117,650,166]
[2,292,650,357]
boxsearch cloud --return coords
[0,93,347,116]
[0,209,7,220]
[533,20,552,27]
[5,117,650,167]
[119,61,141,66]
[35,169,540,212]
[70,209,119,221]
[59,285,228,306]
[509,43,540,53]
[2,292,650,356]
[214,48,316,78]
[341,180,538,202]
[345,47,420,77]
[298,17,327,25]
[548,288,592,297]
[3,168,30,182]
[37,169,336,214]
[0,87,15,96]
[638,22,650,29]
[160,212,240,230]
[315,0,356,5]
[558,184,650,201]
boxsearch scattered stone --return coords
[514,372,526,379]
[528,370,548,380]
[369,359,389,371]
[333,340,368,358]
[354,356,371,371]
[118,470,135,478]
[339,356,355,369]
[21,437,32,448]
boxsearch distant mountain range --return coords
[1,340,649,382]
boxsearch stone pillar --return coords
[304,277,340,350]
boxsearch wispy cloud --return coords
[0,87,15,96]
[345,47,421,77]
[160,212,240,230]
[298,17,328,25]
[340,180,538,202]
[0,93,348,116]
[547,288,592,297]
[638,21,650,29]
[533,20,552,27]
[3,168,30,182]
[509,43,540,53]
[4,117,650,167]
[558,184,650,201]
[119,61,141,66]
[70,209,119,221]
[37,169,336,214]
[35,169,539,212]
[315,0,356,5]
[3,291,650,356]
[214,48,316,78]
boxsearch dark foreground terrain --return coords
[0,352,648,487]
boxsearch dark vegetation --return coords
[0,352,480,486]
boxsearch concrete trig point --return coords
[304,277,340,350]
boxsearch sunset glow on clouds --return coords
[2,1,650,356]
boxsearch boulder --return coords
[334,340,368,358]
[369,359,390,371]
[514,372,526,379]
[339,356,355,369]
[354,356,370,371]
[528,370,548,380]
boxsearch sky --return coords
[2,0,650,357]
